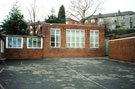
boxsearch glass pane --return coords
[8,37,12,48]
[90,37,94,42]
[13,38,16,48]
[81,43,84,48]
[66,30,70,36]
[56,43,60,47]
[18,38,22,48]
[38,38,41,47]
[66,36,70,43]
[51,42,55,47]
[56,36,60,43]
[28,38,32,47]
[51,30,55,35]
[95,37,98,42]
[90,43,94,48]
[81,31,84,37]
[56,30,60,35]
[33,38,37,47]
[95,43,99,48]
[81,37,84,42]
[71,43,75,48]
[76,43,80,48]
[66,43,70,48]
[51,36,55,42]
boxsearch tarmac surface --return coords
[0,57,135,89]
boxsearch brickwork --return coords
[4,24,105,59]
[109,37,135,61]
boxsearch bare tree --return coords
[27,0,42,36]
[67,0,103,24]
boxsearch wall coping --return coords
[109,36,135,42]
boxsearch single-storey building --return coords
[3,24,105,59]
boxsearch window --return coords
[1,40,4,53]
[50,29,61,48]
[99,19,103,22]
[6,37,23,48]
[85,20,88,23]
[66,30,85,48]
[27,37,43,48]
[91,19,95,23]
[90,30,99,48]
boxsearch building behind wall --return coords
[4,24,105,59]
[85,11,135,30]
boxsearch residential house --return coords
[4,24,105,59]
[66,18,80,25]
[85,11,135,30]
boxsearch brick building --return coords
[3,24,105,59]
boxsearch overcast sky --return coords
[0,0,135,23]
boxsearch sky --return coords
[0,0,135,23]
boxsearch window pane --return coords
[51,30,55,35]
[18,38,22,48]
[66,43,70,48]
[56,30,60,35]
[28,38,32,47]
[51,43,55,47]
[81,43,85,48]
[56,43,60,47]
[76,43,80,48]
[13,38,16,48]
[8,37,12,48]
[90,43,94,48]
[56,35,60,43]
[38,38,41,47]
[33,38,37,47]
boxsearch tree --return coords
[45,8,59,23]
[68,0,103,24]
[58,5,66,23]
[27,0,39,36]
[0,2,29,35]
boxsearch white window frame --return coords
[27,37,43,49]
[1,40,4,53]
[50,28,61,48]
[66,29,85,48]
[90,30,99,48]
[91,19,95,23]
[6,37,23,48]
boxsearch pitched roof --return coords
[86,11,135,19]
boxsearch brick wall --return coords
[5,24,105,59]
[109,37,135,61]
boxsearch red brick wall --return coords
[5,24,105,59]
[109,37,135,61]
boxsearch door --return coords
[106,40,109,56]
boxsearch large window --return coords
[6,37,23,48]
[66,30,85,48]
[50,29,61,48]
[27,37,43,48]
[90,30,99,48]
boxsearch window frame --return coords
[50,28,61,48]
[90,30,99,48]
[27,37,43,49]
[6,37,23,48]
[66,29,85,48]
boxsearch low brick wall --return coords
[109,37,135,61]
[4,24,106,59]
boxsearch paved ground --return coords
[0,57,135,89]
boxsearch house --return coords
[66,18,80,25]
[85,11,135,30]
[4,24,105,59]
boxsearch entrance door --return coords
[106,40,109,56]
